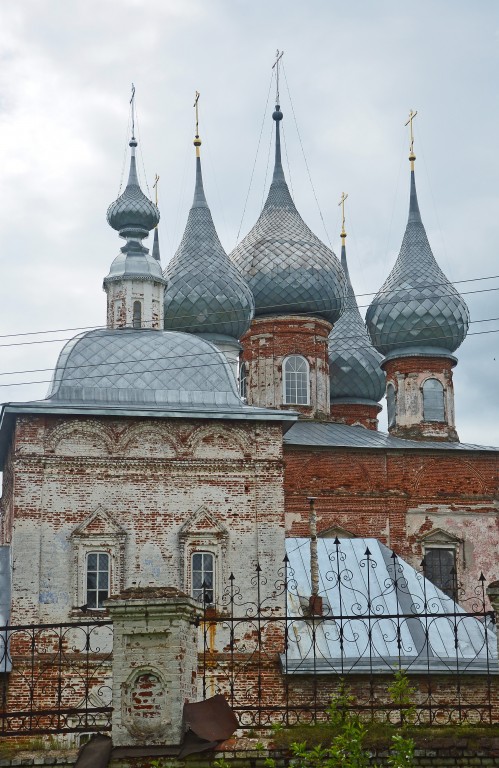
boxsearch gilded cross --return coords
[153,174,160,207]
[338,192,348,237]
[272,49,284,102]
[405,109,418,157]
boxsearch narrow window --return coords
[86,552,110,609]
[192,552,214,604]
[423,548,457,600]
[239,362,247,400]
[132,301,142,329]
[283,355,309,405]
[423,378,445,422]
[386,383,396,428]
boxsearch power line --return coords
[0,272,498,345]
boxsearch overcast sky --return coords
[0,0,498,445]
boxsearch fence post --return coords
[486,580,499,659]
[105,587,201,747]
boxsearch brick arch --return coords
[186,424,251,459]
[117,423,178,458]
[302,454,373,493]
[413,457,489,498]
[45,420,115,456]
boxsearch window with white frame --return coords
[86,552,110,609]
[191,552,214,604]
[423,378,445,422]
[283,355,309,405]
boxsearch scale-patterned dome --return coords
[164,155,254,338]
[329,242,385,403]
[366,170,469,357]
[47,329,242,408]
[107,138,160,238]
[230,106,346,324]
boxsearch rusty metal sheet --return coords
[179,694,238,757]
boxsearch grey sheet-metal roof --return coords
[230,106,346,325]
[329,243,385,403]
[282,537,496,674]
[366,168,469,357]
[164,155,254,338]
[284,420,499,452]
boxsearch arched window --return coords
[132,301,142,329]
[283,355,310,405]
[386,383,396,428]
[239,362,247,401]
[423,378,445,422]
[192,552,214,604]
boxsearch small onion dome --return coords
[230,105,346,324]
[164,155,254,339]
[366,169,469,358]
[329,242,385,403]
[107,138,160,238]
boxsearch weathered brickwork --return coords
[329,402,382,430]
[3,414,286,627]
[284,445,499,594]
[241,315,332,418]
[383,355,458,441]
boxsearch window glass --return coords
[424,548,456,599]
[239,362,247,400]
[423,378,445,421]
[86,552,110,609]
[283,356,309,405]
[192,552,214,604]
[386,384,396,428]
[132,301,142,329]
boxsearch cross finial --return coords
[153,174,160,207]
[130,83,136,138]
[338,192,348,239]
[272,49,284,104]
[405,109,418,169]
[193,90,201,156]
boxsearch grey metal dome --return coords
[366,170,469,357]
[164,155,254,338]
[107,138,160,239]
[230,106,346,324]
[329,242,385,403]
[47,328,242,408]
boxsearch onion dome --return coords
[366,167,469,358]
[329,237,385,403]
[230,104,346,324]
[163,142,254,339]
[107,137,160,239]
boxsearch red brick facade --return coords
[329,402,382,430]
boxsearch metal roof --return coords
[284,420,499,452]
[230,106,346,325]
[329,243,385,404]
[282,537,497,674]
[164,156,254,339]
[366,169,469,356]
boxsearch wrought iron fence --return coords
[199,539,498,728]
[0,619,113,735]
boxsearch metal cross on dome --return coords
[405,109,418,158]
[272,49,284,103]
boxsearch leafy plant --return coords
[387,670,417,725]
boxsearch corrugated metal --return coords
[284,421,498,452]
[0,545,12,672]
[282,537,497,674]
